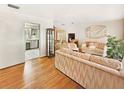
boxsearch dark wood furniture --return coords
[46,28,55,57]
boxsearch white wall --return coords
[95,19,124,39]
[80,19,124,39]
[54,19,124,47]
[0,11,25,69]
[0,8,53,69]
[55,22,82,42]
[39,19,53,57]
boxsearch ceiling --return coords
[1,4,124,24]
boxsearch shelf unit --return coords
[46,28,55,57]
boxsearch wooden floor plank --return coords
[0,57,83,89]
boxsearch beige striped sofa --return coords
[55,48,124,88]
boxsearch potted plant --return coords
[107,35,124,61]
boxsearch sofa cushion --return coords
[60,48,72,54]
[90,55,122,70]
[96,42,105,50]
[88,42,96,49]
[70,51,91,61]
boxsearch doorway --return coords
[24,22,40,60]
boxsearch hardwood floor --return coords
[0,57,83,89]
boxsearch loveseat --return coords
[55,48,124,88]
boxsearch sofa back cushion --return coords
[71,51,91,61]
[96,42,105,50]
[78,53,91,61]
[60,48,91,61]
[60,48,72,54]
[61,42,68,48]
[90,55,122,70]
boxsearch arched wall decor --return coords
[85,25,107,39]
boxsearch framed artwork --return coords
[86,25,107,39]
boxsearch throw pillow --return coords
[88,42,96,49]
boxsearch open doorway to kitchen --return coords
[24,22,40,60]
